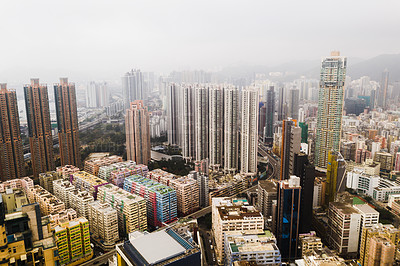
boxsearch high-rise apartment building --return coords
[328,202,361,256]
[54,217,92,264]
[257,180,277,227]
[315,51,347,168]
[125,100,150,165]
[88,201,119,247]
[293,153,315,233]
[123,175,177,228]
[98,184,147,237]
[122,69,145,108]
[24,78,55,178]
[265,86,275,139]
[325,151,346,204]
[359,223,400,265]
[212,198,264,263]
[209,86,224,170]
[377,69,389,109]
[273,176,301,259]
[148,169,199,216]
[288,88,299,121]
[39,171,60,194]
[367,236,395,266]
[0,83,25,180]
[224,87,239,174]
[195,86,209,161]
[240,87,259,177]
[83,155,122,176]
[167,83,181,145]
[280,119,301,180]
[86,81,109,108]
[278,87,285,121]
[54,78,81,168]
[181,85,196,161]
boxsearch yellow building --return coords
[359,223,400,265]
[54,217,92,265]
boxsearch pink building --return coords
[125,100,150,165]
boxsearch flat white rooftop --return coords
[130,230,186,265]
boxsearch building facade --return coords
[24,78,55,178]
[240,88,259,178]
[0,83,25,180]
[54,78,81,168]
[125,100,150,165]
[315,52,347,168]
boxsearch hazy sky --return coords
[1,0,399,82]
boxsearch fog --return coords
[1,0,399,82]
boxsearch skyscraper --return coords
[54,78,81,168]
[224,87,239,174]
[86,81,109,108]
[278,87,285,121]
[167,83,181,145]
[125,100,150,164]
[240,87,259,178]
[288,88,299,120]
[377,69,389,109]
[209,86,224,170]
[280,119,301,180]
[274,175,301,259]
[0,83,25,180]
[293,153,315,233]
[181,85,196,161]
[24,78,55,178]
[265,86,275,139]
[122,69,145,108]
[315,51,347,168]
[195,86,209,161]
[325,151,346,204]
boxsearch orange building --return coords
[54,78,81,168]
[0,83,25,181]
[125,100,150,164]
[24,78,55,178]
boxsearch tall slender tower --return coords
[377,69,389,109]
[25,79,55,178]
[209,86,224,170]
[167,83,181,146]
[265,86,275,139]
[288,89,299,121]
[278,87,285,121]
[125,100,150,164]
[224,87,239,174]
[274,175,301,259]
[181,85,196,161]
[122,69,145,108]
[280,119,301,180]
[54,78,81,168]
[240,87,259,178]
[315,51,347,168]
[195,86,209,161]
[0,84,25,180]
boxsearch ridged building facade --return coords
[24,78,55,178]
[0,83,25,181]
[54,78,81,168]
[315,52,347,168]
[125,100,150,165]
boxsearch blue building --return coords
[273,176,301,259]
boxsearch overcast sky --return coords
[1,0,399,82]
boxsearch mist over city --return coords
[1,1,400,266]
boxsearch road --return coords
[80,250,116,266]
[258,141,280,179]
